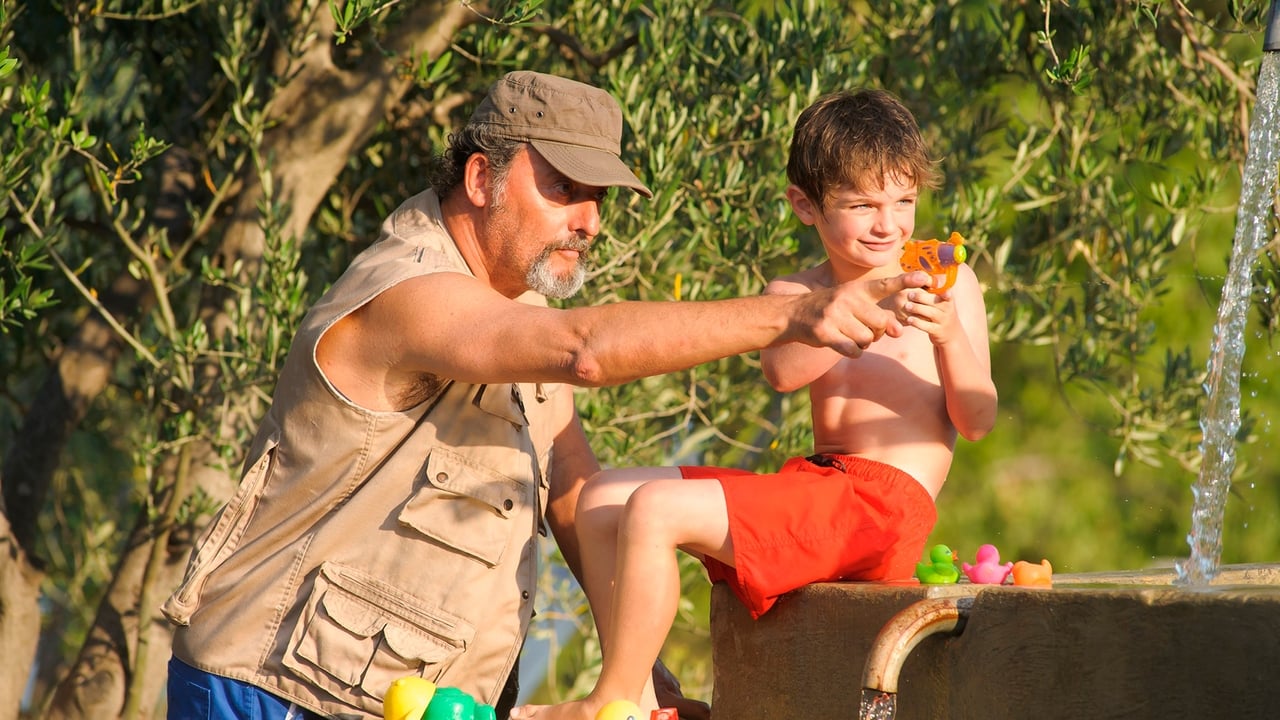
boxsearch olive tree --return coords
[2,0,1273,717]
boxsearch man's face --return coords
[483,145,610,299]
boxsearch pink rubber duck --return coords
[961,543,1013,585]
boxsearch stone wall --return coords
[709,565,1280,719]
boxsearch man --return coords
[163,70,928,720]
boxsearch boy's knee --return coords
[576,472,621,513]
[622,481,681,530]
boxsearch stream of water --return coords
[1175,51,1280,586]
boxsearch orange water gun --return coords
[900,231,967,294]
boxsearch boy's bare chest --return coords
[815,330,940,403]
[862,330,937,377]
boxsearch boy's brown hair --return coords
[786,88,940,212]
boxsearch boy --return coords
[511,88,997,720]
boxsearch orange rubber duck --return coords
[1012,559,1054,587]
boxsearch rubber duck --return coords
[1012,558,1054,587]
[961,543,1013,585]
[915,543,960,584]
[382,676,436,720]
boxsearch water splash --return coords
[1176,52,1280,586]
[858,689,897,720]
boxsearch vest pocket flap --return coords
[318,584,384,638]
[316,562,473,649]
[423,447,523,517]
[381,624,456,664]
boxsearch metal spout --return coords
[861,596,973,695]
[1266,0,1280,52]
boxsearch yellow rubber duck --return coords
[382,676,436,720]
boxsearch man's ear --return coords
[463,152,493,208]
[785,184,819,226]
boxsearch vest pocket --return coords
[398,447,529,567]
[161,435,280,626]
[285,561,474,704]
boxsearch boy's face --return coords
[787,174,918,274]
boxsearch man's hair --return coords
[428,124,525,196]
[786,88,940,212]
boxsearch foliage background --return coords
[2,0,1279,717]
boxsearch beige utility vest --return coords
[163,190,559,719]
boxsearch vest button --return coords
[522,590,530,600]
[435,472,448,483]
[503,498,514,511]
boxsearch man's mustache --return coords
[554,237,591,254]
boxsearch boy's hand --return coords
[901,288,964,346]
[777,270,931,358]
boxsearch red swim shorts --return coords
[681,454,936,619]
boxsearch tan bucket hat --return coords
[469,71,653,198]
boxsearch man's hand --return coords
[788,270,932,357]
[652,659,711,720]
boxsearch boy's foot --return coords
[507,699,598,720]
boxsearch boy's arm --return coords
[906,265,998,440]
[759,277,846,392]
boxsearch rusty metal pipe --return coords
[861,596,973,694]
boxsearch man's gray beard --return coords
[526,248,587,299]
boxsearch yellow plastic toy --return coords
[596,699,644,720]
[383,676,437,720]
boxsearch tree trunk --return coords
[36,3,475,718]
[0,514,44,720]
[0,278,143,720]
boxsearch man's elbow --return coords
[565,351,608,386]
[560,334,625,386]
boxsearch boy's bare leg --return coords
[576,469,672,655]
[510,475,732,720]
[578,468,672,710]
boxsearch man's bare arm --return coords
[324,270,933,408]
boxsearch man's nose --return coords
[572,200,601,238]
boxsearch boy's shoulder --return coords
[765,262,833,294]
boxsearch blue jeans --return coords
[166,657,323,720]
